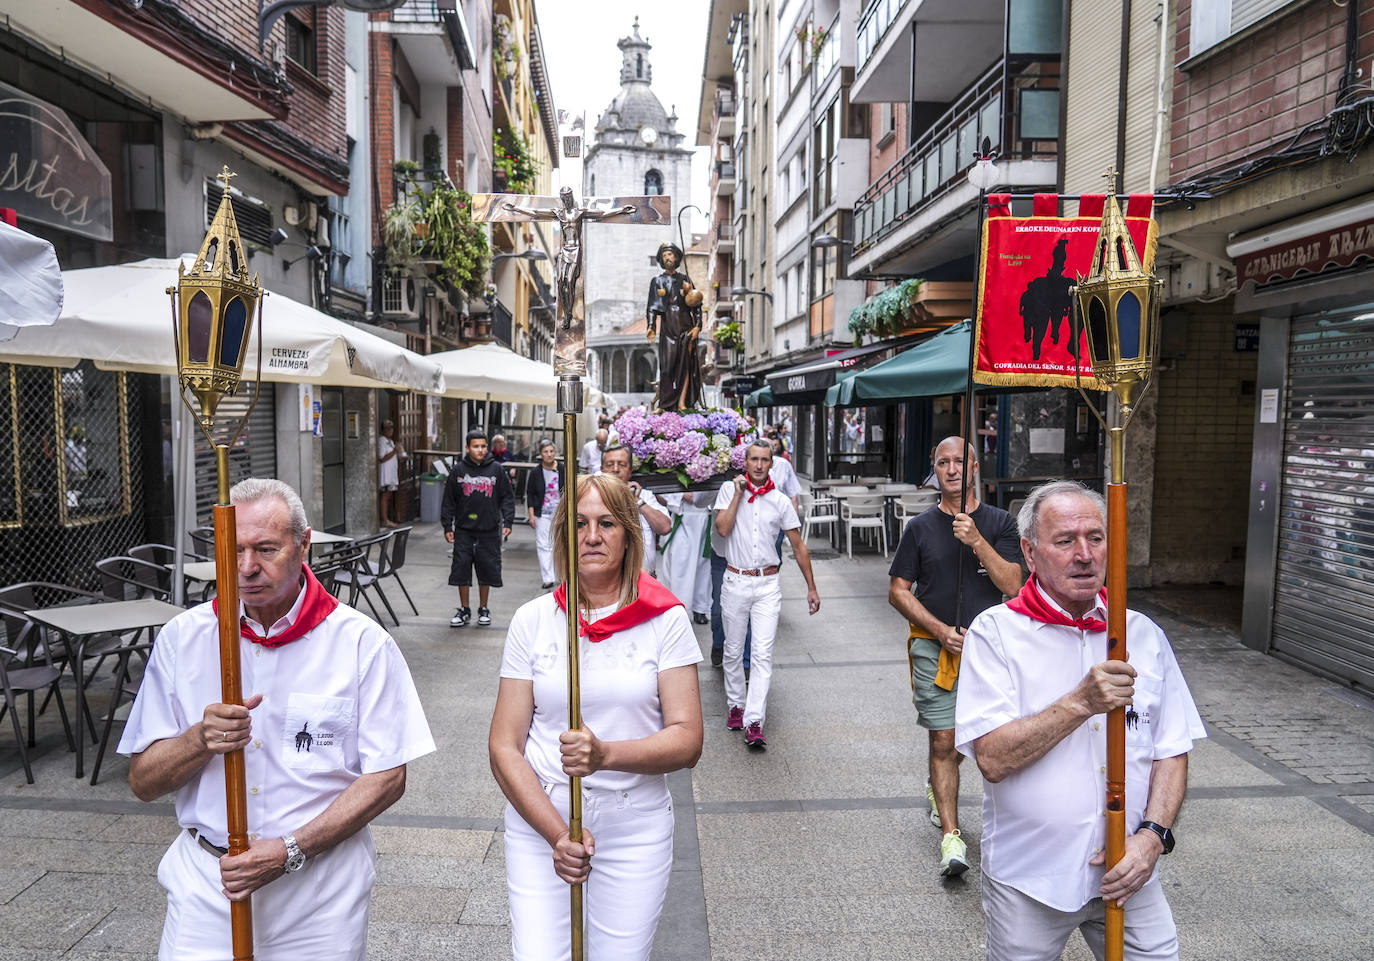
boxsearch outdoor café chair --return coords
[95,555,174,603]
[841,494,889,560]
[0,613,76,783]
[372,526,418,617]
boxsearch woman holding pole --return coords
[490,472,704,961]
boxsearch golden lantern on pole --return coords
[1071,169,1161,961]
[167,165,264,961]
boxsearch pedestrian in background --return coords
[713,440,820,750]
[600,446,672,575]
[579,428,609,474]
[957,480,1205,960]
[377,419,404,528]
[888,436,1022,879]
[489,472,703,961]
[442,429,515,629]
[525,440,564,590]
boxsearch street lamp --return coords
[167,165,262,960]
[729,285,773,303]
[811,234,853,249]
[1070,168,1162,961]
[492,248,549,264]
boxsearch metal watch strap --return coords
[283,833,306,872]
[1136,820,1174,854]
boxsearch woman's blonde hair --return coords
[552,472,644,611]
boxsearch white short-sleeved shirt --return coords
[579,439,602,473]
[769,457,801,500]
[955,588,1207,911]
[118,598,435,847]
[712,483,800,569]
[378,435,398,488]
[636,487,669,570]
[499,592,702,794]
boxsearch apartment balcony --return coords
[852,0,1003,105]
[714,161,737,197]
[848,58,1059,279]
[714,90,737,140]
[715,223,737,253]
[374,0,476,85]
[0,0,286,122]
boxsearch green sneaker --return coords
[939,830,969,879]
[925,779,941,828]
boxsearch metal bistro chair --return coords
[841,494,889,560]
[372,526,418,617]
[0,582,125,747]
[88,626,156,787]
[131,543,215,604]
[95,556,174,603]
[187,526,216,557]
[0,611,76,783]
[327,531,402,626]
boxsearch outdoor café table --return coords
[307,530,354,560]
[24,598,183,779]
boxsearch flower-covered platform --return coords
[613,407,755,493]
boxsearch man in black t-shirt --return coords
[888,437,1023,880]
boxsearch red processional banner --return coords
[972,193,1158,389]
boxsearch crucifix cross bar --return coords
[471,190,671,377]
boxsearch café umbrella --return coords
[0,254,446,392]
[0,219,63,340]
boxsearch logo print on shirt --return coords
[460,474,497,497]
[295,723,313,753]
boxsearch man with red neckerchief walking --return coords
[712,440,820,749]
[118,478,434,961]
[956,480,1205,961]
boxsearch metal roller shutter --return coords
[1272,312,1374,689]
[193,382,277,525]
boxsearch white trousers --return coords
[157,826,376,961]
[505,781,675,961]
[721,571,782,726]
[661,513,712,613]
[535,513,556,584]
[982,874,1179,961]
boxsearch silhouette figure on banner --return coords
[1018,237,1077,361]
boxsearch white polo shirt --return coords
[712,482,800,570]
[500,593,702,793]
[955,588,1206,912]
[119,596,435,847]
[637,487,669,570]
[769,457,801,501]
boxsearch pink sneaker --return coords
[726,706,744,730]
[744,722,766,749]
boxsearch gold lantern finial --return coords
[1070,167,1161,420]
[168,166,264,437]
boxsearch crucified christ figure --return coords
[503,186,636,328]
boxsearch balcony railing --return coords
[857,0,909,74]
[852,59,1060,255]
[716,90,736,117]
[715,161,737,180]
[392,0,457,23]
[716,223,736,242]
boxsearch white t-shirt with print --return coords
[499,592,702,793]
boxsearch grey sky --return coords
[535,0,711,229]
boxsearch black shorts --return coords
[449,529,503,587]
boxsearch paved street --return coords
[1,522,1372,960]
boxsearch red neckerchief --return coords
[212,566,339,648]
[553,572,683,642]
[1005,575,1108,632]
[745,476,775,503]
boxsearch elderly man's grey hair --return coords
[230,478,310,543]
[1017,480,1106,545]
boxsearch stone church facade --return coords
[583,20,694,407]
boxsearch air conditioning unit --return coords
[381,272,421,319]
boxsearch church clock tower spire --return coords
[618,16,652,86]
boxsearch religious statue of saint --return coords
[504,187,635,328]
[646,243,703,412]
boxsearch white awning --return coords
[0,220,62,340]
[0,256,445,394]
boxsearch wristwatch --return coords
[1136,820,1175,855]
[283,834,306,872]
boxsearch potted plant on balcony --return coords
[847,278,924,345]
[494,127,540,195]
[417,179,490,296]
[712,319,744,351]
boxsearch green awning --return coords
[743,383,774,408]
[825,320,973,407]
